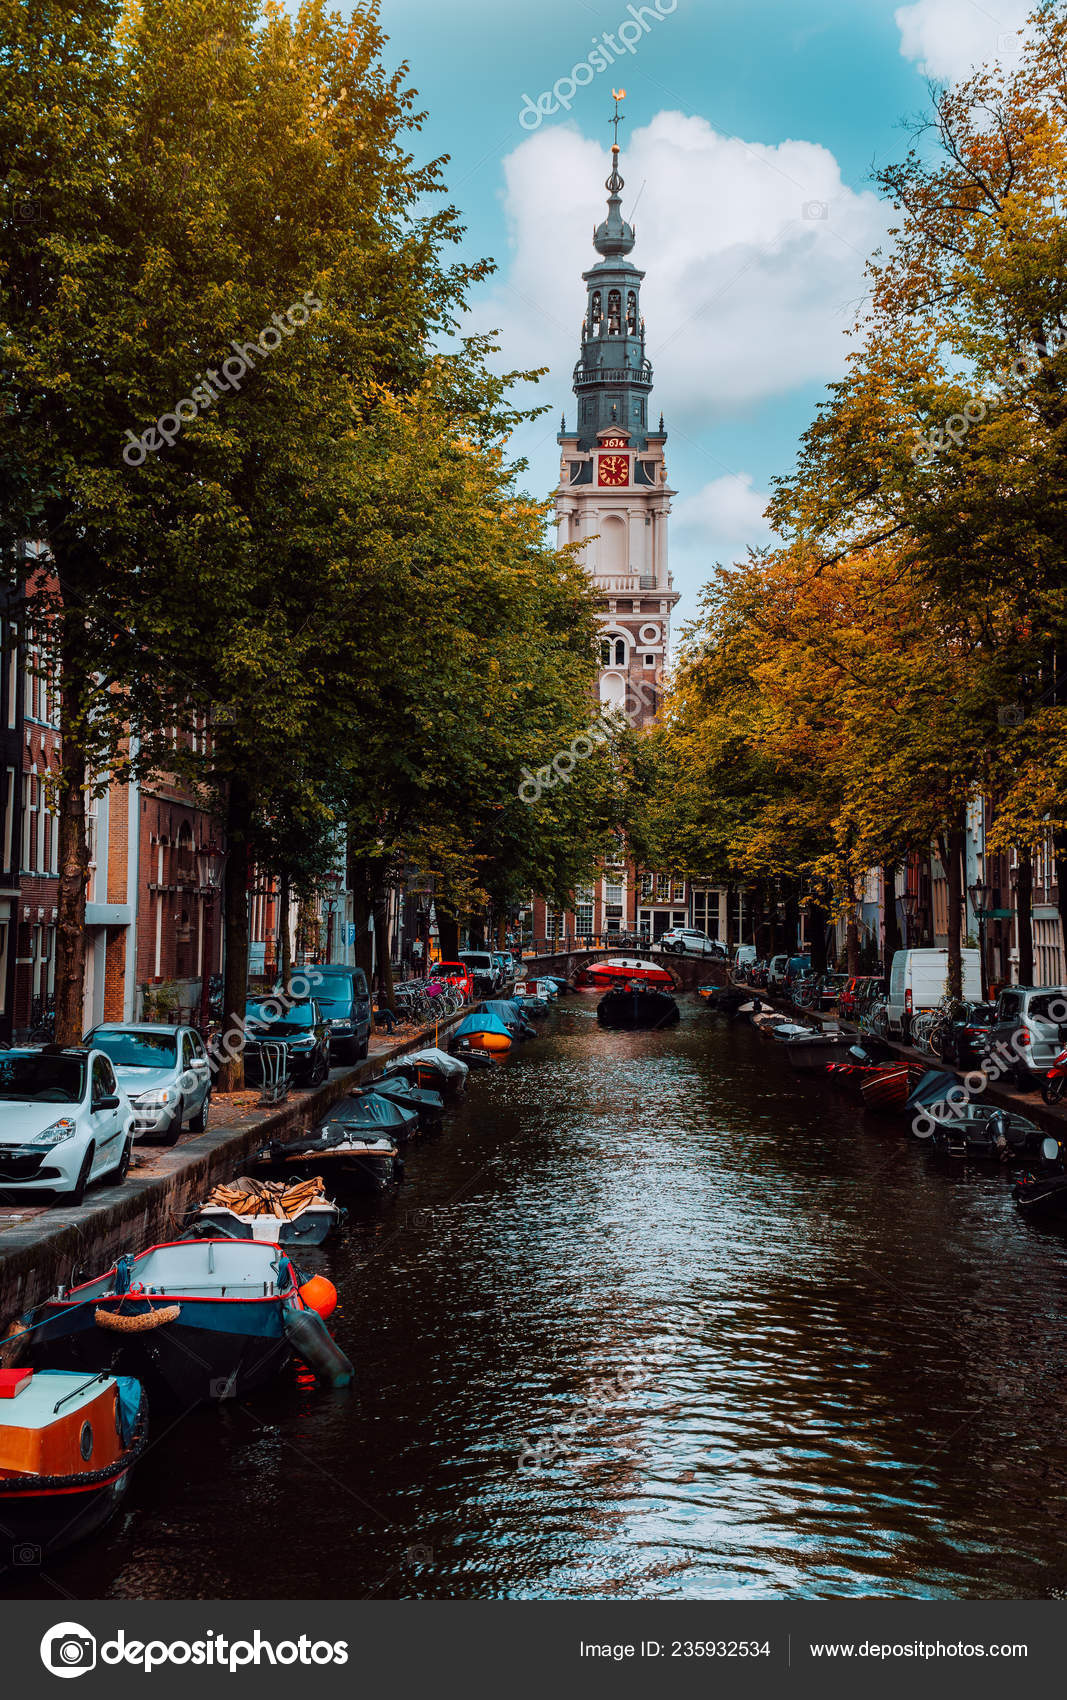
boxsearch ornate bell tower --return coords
[555,94,678,730]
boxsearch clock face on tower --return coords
[598,453,629,487]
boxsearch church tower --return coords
[554,95,679,730]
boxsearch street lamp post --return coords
[968,879,992,1001]
[196,844,226,1037]
[897,889,918,953]
[322,870,343,965]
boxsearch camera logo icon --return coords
[802,199,829,220]
[40,1623,97,1679]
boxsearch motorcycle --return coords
[1041,1045,1067,1106]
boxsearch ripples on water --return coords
[21,997,1067,1600]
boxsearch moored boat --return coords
[784,1029,854,1071]
[596,982,680,1031]
[0,1368,148,1557]
[404,1047,469,1095]
[473,999,537,1039]
[360,1072,445,1131]
[860,1064,926,1113]
[28,1241,352,1406]
[193,1176,343,1245]
[923,1105,1049,1162]
[579,956,674,989]
[450,1012,513,1061]
[253,1102,407,1192]
[1014,1141,1067,1220]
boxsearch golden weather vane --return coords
[610,89,626,148]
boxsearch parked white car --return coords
[84,1023,212,1144]
[0,1048,133,1202]
[886,948,982,1037]
[660,927,723,957]
[767,954,791,989]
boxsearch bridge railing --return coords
[522,934,659,957]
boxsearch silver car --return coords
[83,1023,212,1144]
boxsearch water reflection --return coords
[15,997,1067,1600]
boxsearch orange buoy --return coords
[298,1275,338,1321]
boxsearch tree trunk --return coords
[783,879,800,955]
[372,887,396,1010]
[278,872,291,991]
[809,901,828,974]
[469,913,485,949]
[882,863,900,978]
[54,642,91,1047]
[437,909,460,962]
[845,883,860,977]
[346,846,374,983]
[1016,845,1034,985]
[216,778,251,1092]
[943,815,965,1002]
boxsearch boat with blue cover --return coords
[362,1071,445,1131]
[27,1240,351,1407]
[253,1096,409,1192]
[473,1000,537,1039]
[450,1011,513,1061]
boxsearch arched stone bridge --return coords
[521,946,728,994]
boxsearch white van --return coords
[733,945,757,971]
[886,948,982,1035]
[767,954,790,989]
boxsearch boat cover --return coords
[906,1069,962,1109]
[454,1013,512,1041]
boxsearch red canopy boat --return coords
[579,956,674,989]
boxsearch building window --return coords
[673,879,686,901]
[614,639,625,666]
[656,874,670,902]
[641,872,653,898]
[601,639,611,666]
[575,901,593,938]
[645,654,655,667]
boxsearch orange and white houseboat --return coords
[0,1368,147,1557]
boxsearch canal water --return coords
[17,996,1067,1600]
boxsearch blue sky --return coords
[375,0,1032,618]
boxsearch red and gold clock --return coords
[597,453,629,487]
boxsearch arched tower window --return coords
[626,292,637,334]
[590,292,602,330]
[607,290,621,334]
[614,638,626,666]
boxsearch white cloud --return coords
[673,474,774,567]
[895,0,1031,81]
[470,110,885,432]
